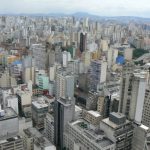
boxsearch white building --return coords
[132,124,150,150]
[64,118,115,150]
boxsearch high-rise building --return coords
[32,100,48,130]
[89,60,107,91]
[54,72,75,150]
[22,56,35,84]
[38,74,49,90]
[54,97,75,150]
[17,90,32,118]
[97,95,111,118]
[142,87,150,127]
[30,44,47,69]
[79,32,87,53]
[55,71,74,99]
[124,48,133,61]
[119,65,147,123]
[132,124,150,150]
[44,113,55,144]
[119,63,134,115]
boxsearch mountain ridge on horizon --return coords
[0,12,150,21]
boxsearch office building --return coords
[54,97,75,150]
[44,113,55,144]
[79,32,87,53]
[38,74,49,90]
[119,69,147,123]
[22,56,35,84]
[82,110,101,126]
[54,70,75,150]
[100,40,108,51]
[89,60,107,91]
[34,136,56,150]
[55,71,74,99]
[124,48,133,61]
[132,124,150,150]
[23,127,56,150]
[64,118,115,150]
[97,95,111,119]
[17,90,32,117]
[0,135,23,150]
[32,100,48,130]
[22,67,35,84]
[119,63,134,115]
[142,87,150,127]
[0,107,19,140]
[5,95,18,114]
[100,112,133,150]
[0,70,17,88]
[30,44,47,69]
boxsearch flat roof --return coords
[32,101,48,109]
[0,136,21,144]
[140,124,149,131]
[102,118,130,129]
[88,110,101,117]
[75,105,82,112]
[70,119,114,148]
[110,112,125,119]
[0,107,18,121]
[24,127,41,138]
[24,128,54,147]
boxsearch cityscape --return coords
[0,0,150,150]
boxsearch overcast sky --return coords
[0,0,150,17]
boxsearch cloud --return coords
[0,0,150,17]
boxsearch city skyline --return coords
[0,0,150,18]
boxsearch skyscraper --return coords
[54,72,75,150]
[55,71,74,99]
[89,60,107,91]
[54,98,75,150]
[119,63,147,124]
[79,32,87,53]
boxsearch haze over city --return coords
[0,0,150,17]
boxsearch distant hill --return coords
[1,12,150,22]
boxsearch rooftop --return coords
[0,107,18,121]
[140,124,149,131]
[75,105,82,112]
[110,112,125,119]
[0,135,22,144]
[88,110,101,117]
[32,101,48,109]
[24,127,41,138]
[34,136,54,148]
[102,118,130,129]
[24,127,54,148]
[70,119,114,148]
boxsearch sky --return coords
[0,0,150,17]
